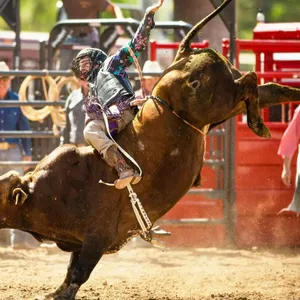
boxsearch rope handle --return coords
[126,45,145,99]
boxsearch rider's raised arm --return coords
[105,0,164,75]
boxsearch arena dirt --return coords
[0,238,299,300]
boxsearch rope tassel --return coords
[127,184,152,238]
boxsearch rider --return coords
[71,0,164,189]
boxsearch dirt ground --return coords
[0,238,299,300]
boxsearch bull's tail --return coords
[174,0,233,62]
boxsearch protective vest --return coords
[94,69,134,108]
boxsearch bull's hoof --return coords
[53,296,72,300]
[248,121,271,138]
[257,123,271,138]
[33,295,54,300]
[33,294,56,300]
[52,283,79,300]
[38,294,74,300]
[33,291,73,300]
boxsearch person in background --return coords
[134,60,163,99]
[0,61,38,249]
[62,80,89,146]
[71,0,164,189]
[278,105,300,216]
[0,62,32,175]
[59,0,124,70]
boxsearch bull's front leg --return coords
[43,252,80,299]
[235,72,271,138]
[54,236,112,300]
[38,233,115,300]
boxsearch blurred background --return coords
[0,0,299,39]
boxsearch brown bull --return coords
[1,1,300,299]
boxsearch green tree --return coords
[238,0,300,39]
[0,0,299,39]
[174,0,230,51]
[0,0,138,32]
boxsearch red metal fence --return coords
[223,37,300,247]
[151,37,300,247]
[149,40,209,61]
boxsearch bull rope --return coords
[127,184,152,234]
[147,95,207,136]
[126,45,146,99]
[98,46,162,242]
[99,109,151,235]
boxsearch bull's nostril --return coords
[191,81,200,89]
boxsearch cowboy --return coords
[132,60,163,108]
[62,79,89,147]
[135,60,163,98]
[0,61,32,176]
[71,0,164,189]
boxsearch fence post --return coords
[39,40,47,69]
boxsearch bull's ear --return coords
[12,188,28,205]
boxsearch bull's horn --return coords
[175,0,233,61]
[13,188,28,206]
[15,193,19,205]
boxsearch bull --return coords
[1,0,300,299]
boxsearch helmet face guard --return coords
[71,48,108,82]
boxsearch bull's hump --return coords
[35,145,94,171]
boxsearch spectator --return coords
[0,62,32,175]
[0,61,38,249]
[62,80,89,146]
[135,60,163,98]
[59,0,124,70]
[278,105,300,216]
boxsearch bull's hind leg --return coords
[235,72,271,138]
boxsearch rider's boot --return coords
[103,146,142,189]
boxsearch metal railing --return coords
[47,18,140,68]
